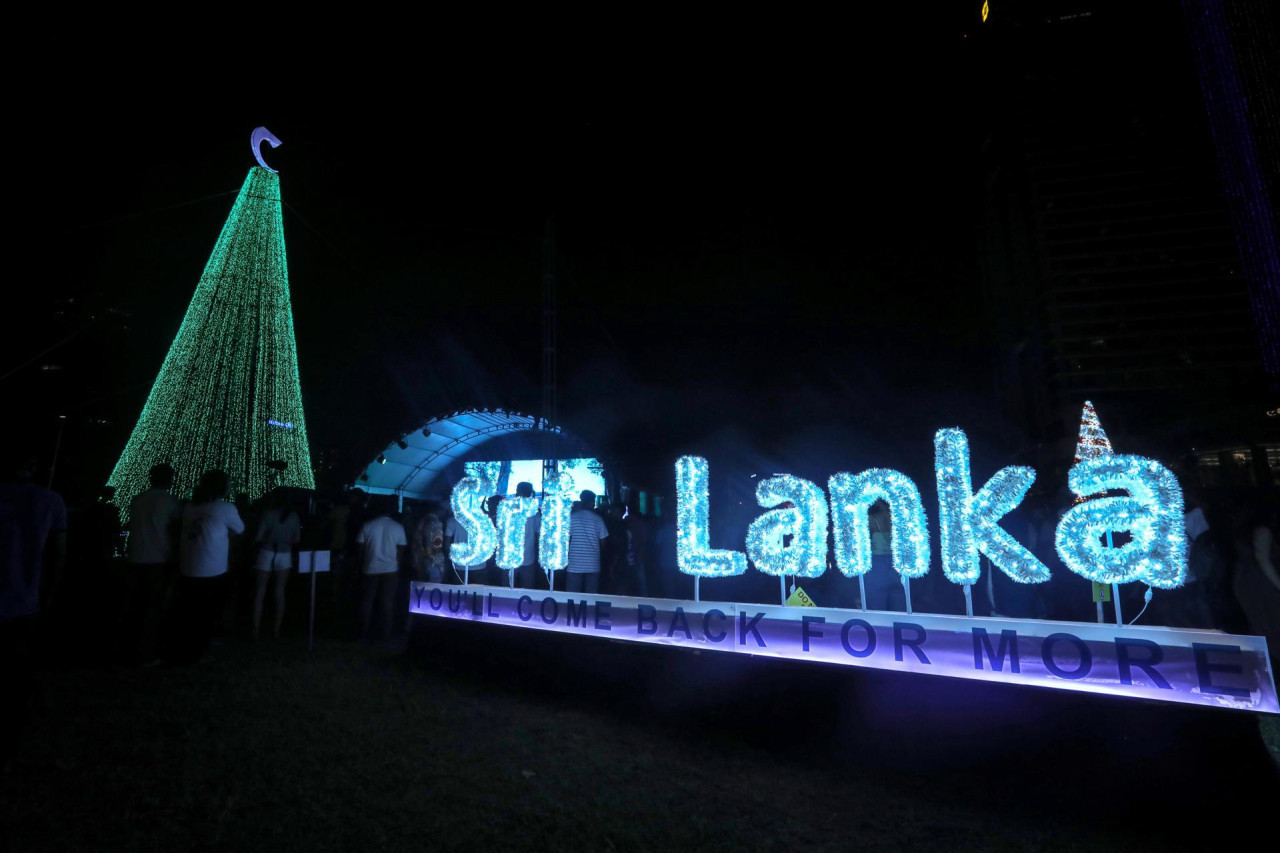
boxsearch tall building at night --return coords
[107,165,315,519]
[975,1,1276,465]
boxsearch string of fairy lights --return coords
[934,428,1048,585]
[108,167,314,521]
[829,468,930,579]
[448,476,498,567]
[536,471,575,573]
[674,456,748,578]
[744,474,828,579]
[658,408,1187,593]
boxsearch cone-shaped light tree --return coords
[1073,400,1113,464]
[1072,400,1114,505]
[108,165,314,519]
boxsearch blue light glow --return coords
[496,496,539,571]
[675,456,747,578]
[538,471,574,572]
[469,458,606,498]
[744,475,828,578]
[934,429,1049,585]
[829,469,930,578]
[448,476,498,567]
[463,461,502,493]
[1055,455,1187,589]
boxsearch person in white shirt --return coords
[356,496,406,640]
[170,470,244,664]
[566,490,609,594]
[121,463,182,663]
[252,492,302,640]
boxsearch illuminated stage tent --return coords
[355,409,599,504]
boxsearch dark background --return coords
[13,3,1266,508]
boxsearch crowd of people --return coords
[3,452,1278,767]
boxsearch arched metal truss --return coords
[355,408,585,501]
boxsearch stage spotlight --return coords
[396,438,409,450]
[377,454,387,465]
[421,426,432,437]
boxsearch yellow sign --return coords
[1091,582,1111,603]
[787,587,816,607]
[981,0,989,22]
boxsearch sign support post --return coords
[1106,531,1123,625]
[308,558,318,653]
[298,551,329,654]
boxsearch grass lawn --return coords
[3,623,1275,852]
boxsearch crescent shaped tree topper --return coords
[251,126,282,173]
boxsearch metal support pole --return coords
[47,415,67,489]
[308,558,317,654]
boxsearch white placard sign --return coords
[297,550,331,573]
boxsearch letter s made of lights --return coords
[745,474,829,578]
[1055,455,1186,589]
[448,477,498,566]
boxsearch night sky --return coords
[22,13,1011,501]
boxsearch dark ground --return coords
[4,594,1278,853]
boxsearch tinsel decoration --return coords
[538,471,574,572]
[448,476,498,567]
[935,429,1049,585]
[674,456,747,578]
[828,469,930,579]
[1055,455,1187,589]
[495,496,539,570]
[745,475,829,578]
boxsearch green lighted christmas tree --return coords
[108,165,314,520]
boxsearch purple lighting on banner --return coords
[409,584,1278,713]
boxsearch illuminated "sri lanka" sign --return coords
[436,425,1277,711]
[450,426,1187,591]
